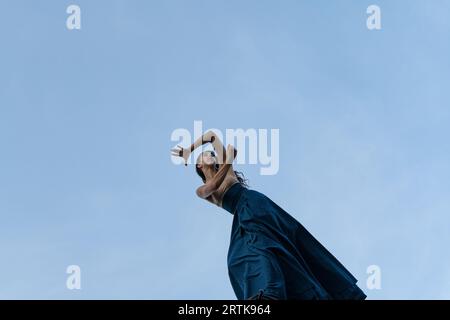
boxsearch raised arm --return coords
[172,130,226,166]
[189,131,226,165]
[196,145,237,199]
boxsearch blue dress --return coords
[221,183,367,300]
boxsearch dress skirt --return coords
[221,183,366,300]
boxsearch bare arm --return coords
[196,145,237,199]
[171,131,226,166]
[189,131,226,165]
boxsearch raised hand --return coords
[171,145,191,166]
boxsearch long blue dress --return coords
[221,182,366,300]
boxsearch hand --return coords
[171,145,191,166]
[226,144,237,164]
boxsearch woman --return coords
[171,131,366,300]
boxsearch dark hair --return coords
[196,163,249,188]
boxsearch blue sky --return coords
[0,0,449,299]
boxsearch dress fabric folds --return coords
[221,183,367,300]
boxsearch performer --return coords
[171,131,366,300]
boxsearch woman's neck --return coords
[203,166,217,181]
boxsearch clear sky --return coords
[1,0,449,299]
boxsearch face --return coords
[197,150,217,167]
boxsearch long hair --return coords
[196,163,249,188]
